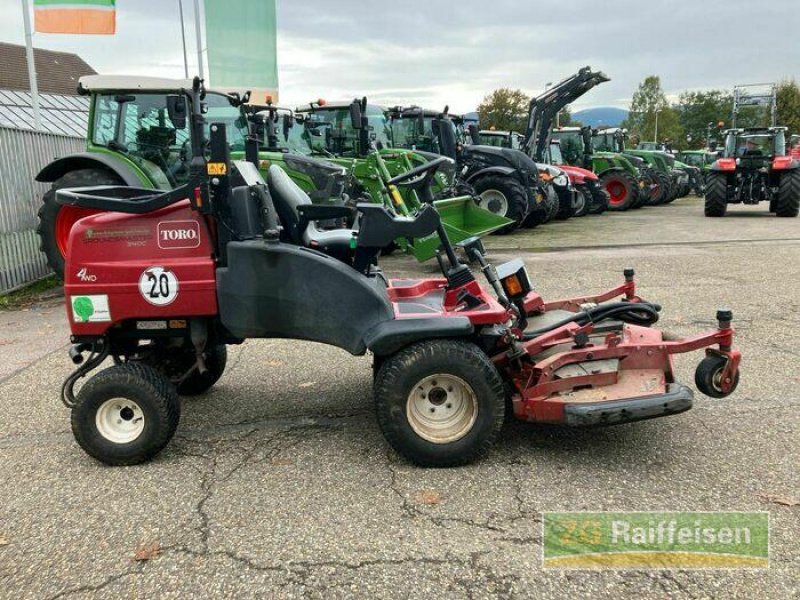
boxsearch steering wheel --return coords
[386,156,450,204]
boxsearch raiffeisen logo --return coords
[543,512,769,569]
[157,220,201,250]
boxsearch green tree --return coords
[477,88,530,133]
[676,90,732,149]
[622,75,685,148]
[776,79,800,134]
[558,106,582,128]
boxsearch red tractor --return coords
[56,79,741,467]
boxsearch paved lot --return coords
[1,198,799,599]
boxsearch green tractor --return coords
[676,150,719,195]
[550,126,647,210]
[291,98,513,254]
[36,76,355,278]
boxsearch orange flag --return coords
[34,0,116,35]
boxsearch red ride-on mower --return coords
[56,79,741,467]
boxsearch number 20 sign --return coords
[139,267,179,306]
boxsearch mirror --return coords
[349,99,362,130]
[166,95,187,129]
[282,113,294,141]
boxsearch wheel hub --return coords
[95,398,145,444]
[406,374,478,444]
[478,189,509,217]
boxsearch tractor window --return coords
[734,133,782,157]
[479,134,505,147]
[203,93,248,151]
[301,106,392,155]
[92,93,191,187]
[549,142,564,165]
[679,153,704,167]
[592,134,615,152]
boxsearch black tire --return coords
[554,185,574,220]
[177,345,227,396]
[135,343,227,396]
[472,176,528,234]
[600,171,637,211]
[544,187,560,222]
[37,168,123,279]
[704,172,729,217]
[653,172,672,205]
[695,355,739,399]
[71,363,181,466]
[588,186,609,214]
[374,340,505,467]
[572,186,589,217]
[775,170,800,217]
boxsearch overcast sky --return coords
[1,0,798,112]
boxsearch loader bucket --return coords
[405,196,513,262]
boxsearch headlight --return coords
[553,174,568,187]
[496,258,532,299]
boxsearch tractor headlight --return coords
[496,258,532,299]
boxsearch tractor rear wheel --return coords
[374,340,505,467]
[37,168,123,279]
[652,172,672,205]
[588,186,609,214]
[704,172,729,217]
[775,170,800,217]
[472,176,527,234]
[600,171,637,211]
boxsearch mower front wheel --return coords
[374,340,505,467]
[71,363,180,466]
[695,355,739,399]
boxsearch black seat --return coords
[266,165,355,260]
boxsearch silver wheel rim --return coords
[478,189,509,217]
[95,398,145,444]
[406,374,478,444]
[573,189,586,214]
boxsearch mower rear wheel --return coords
[472,176,527,234]
[71,363,180,466]
[600,172,637,211]
[704,173,729,217]
[695,355,739,399]
[37,168,123,279]
[775,170,800,217]
[374,340,505,467]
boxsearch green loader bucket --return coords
[406,196,513,262]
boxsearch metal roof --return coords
[0,89,88,137]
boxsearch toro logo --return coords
[157,220,201,250]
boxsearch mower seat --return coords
[266,165,354,259]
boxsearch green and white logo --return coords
[543,512,769,569]
[71,295,112,323]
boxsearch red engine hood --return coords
[557,165,598,184]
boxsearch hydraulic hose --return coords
[522,301,661,341]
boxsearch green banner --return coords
[204,0,278,101]
[543,512,769,569]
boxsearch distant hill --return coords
[572,107,628,127]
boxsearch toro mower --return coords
[704,127,800,217]
[56,79,741,468]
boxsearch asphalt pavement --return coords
[1,197,798,599]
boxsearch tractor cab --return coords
[722,127,787,162]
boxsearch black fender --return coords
[464,166,517,184]
[364,317,474,356]
[35,152,145,186]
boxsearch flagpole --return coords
[20,0,41,130]
[192,0,204,80]
[178,0,189,78]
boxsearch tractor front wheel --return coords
[37,168,123,279]
[704,173,729,217]
[472,176,527,234]
[775,170,800,217]
[572,186,589,217]
[374,340,505,467]
[600,172,637,211]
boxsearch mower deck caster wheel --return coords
[71,363,180,466]
[695,355,739,399]
[373,340,505,467]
